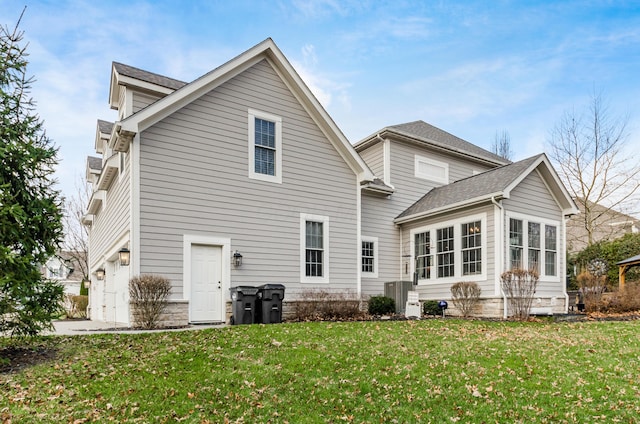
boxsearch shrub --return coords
[597,281,640,313]
[64,294,88,318]
[291,289,365,321]
[577,270,607,313]
[500,269,539,320]
[367,296,395,316]
[450,282,481,317]
[129,274,172,329]
[423,300,440,316]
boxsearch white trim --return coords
[131,133,141,278]
[182,235,231,322]
[383,139,391,185]
[361,235,379,279]
[356,184,362,295]
[414,154,449,184]
[409,213,488,285]
[300,213,330,284]
[248,109,282,184]
[505,211,560,281]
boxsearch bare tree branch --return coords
[491,130,513,160]
[548,91,640,247]
[61,174,90,280]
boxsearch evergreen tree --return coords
[1,11,65,336]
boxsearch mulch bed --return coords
[0,345,58,374]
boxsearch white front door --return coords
[190,244,224,322]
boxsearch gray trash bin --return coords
[230,286,260,325]
[257,284,285,324]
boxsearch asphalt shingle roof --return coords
[113,62,187,91]
[397,154,543,220]
[389,120,510,165]
[97,119,114,134]
[87,156,102,171]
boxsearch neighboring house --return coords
[566,198,639,254]
[84,38,578,325]
[40,251,84,295]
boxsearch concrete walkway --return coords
[50,319,226,336]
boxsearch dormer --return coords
[86,156,102,187]
[94,119,113,155]
[108,62,186,120]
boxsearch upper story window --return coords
[248,109,282,184]
[300,213,329,283]
[509,215,558,277]
[415,155,449,184]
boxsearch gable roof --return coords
[109,63,187,109]
[395,153,578,223]
[115,38,374,182]
[113,62,187,90]
[355,120,510,167]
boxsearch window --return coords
[509,219,524,269]
[248,109,282,183]
[411,214,485,283]
[528,222,541,273]
[300,214,329,283]
[437,226,454,278]
[545,225,557,276]
[508,216,559,277]
[414,155,449,184]
[361,236,378,277]
[415,232,432,279]
[462,221,482,275]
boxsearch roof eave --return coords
[394,192,504,225]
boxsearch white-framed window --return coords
[248,109,282,184]
[507,214,559,278]
[414,231,432,279]
[410,213,486,284]
[300,213,329,283]
[414,155,449,184]
[461,221,482,275]
[361,236,378,278]
[437,226,455,278]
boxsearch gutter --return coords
[491,195,508,319]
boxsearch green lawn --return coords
[1,319,639,423]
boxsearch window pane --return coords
[545,251,557,276]
[305,221,323,277]
[362,241,374,273]
[545,225,557,251]
[415,232,431,279]
[528,222,540,249]
[437,226,454,278]
[462,221,481,276]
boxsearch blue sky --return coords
[4,0,640,200]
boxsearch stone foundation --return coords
[130,300,189,328]
[441,296,567,318]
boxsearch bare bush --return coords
[577,271,607,313]
[291,289,364,321]
[500,269,539,320]
[64,294,88,318]
[597,281,640,313]
[450,282,481,318]
[129,274,172,329]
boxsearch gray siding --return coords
[359,142,384,178]
[138,59,359,298]
[88,153,131,268]
[503,170,565,296]
[360,140,496,296]
[133,92,161,114]
[399,204,497,300]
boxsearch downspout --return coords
[491,196,508,319]
[563,215,570,314]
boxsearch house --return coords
[40,251,84,295]
[84,39,578,325]
[566,198,639,254]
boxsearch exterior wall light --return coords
[95,268,105,280]
[233,250,243,267]
[119,248,130,266]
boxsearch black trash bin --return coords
[230,286,260,325]
[256,284,285,324]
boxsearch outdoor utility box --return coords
[384,281,415,313]
[256,284,286,324]
[230,286,260,325]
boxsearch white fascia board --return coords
[394,192,504,225]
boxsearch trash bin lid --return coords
[230,286,260,295]
[260,283,286,291]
